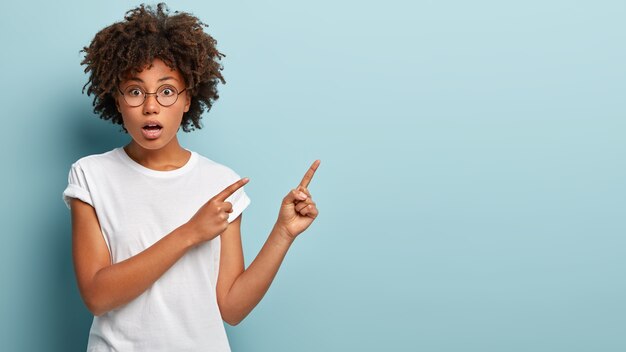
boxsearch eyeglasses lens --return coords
[123,85,180,107]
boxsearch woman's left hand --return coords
[276,160,321,240]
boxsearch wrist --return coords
[177,222,200,249]
[272,223,296,245]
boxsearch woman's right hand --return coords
[185,178,249,244]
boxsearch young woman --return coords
[62,4,320,351]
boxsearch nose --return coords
[142,93,160,115]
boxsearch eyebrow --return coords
[126,76,180,83]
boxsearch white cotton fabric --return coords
[62,147,251,352]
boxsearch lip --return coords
[141,126,163,140]
[142,120,163,128]
[141,121,163,140]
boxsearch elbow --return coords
[83,291,110,317]
[85,299,107,317]
[222,312,243,326]
[219,304,245,326]
[91,309,107,317]
[79,271,116,317]
[224,318,242,326]
[218,296,250,326]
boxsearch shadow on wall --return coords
[45,100,129,351]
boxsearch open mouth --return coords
[141,121,163,139]
[142,123,162,131]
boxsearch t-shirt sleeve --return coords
[224,171,251,223]
[62,162,94,209]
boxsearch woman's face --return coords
[116,58,191,151]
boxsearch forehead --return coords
[120,58,184,84]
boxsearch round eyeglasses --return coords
[118,84,187,107]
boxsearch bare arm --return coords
[216,217,295,325]
[71,198,196,316]
[72,178,247,316]
[216,160,320,325]
[71,176,248,317]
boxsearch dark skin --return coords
[71,160,320,323]
[81,4,226,133]
[71,63,320,322]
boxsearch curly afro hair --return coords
[81,3,225,132]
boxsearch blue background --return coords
[1,0,625,351]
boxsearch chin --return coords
[133,137,172,150]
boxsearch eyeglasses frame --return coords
[117,84,188,107]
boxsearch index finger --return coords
[299,160,321,188]
[214,178,249,202]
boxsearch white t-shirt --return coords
[62,147,251,352]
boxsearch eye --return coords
[126,87,143,97]
[159,85,177,97]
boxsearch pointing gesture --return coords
[277,160,321,240]
[299,159,320,189]
[214,177,250,202]
[186,178,249,244]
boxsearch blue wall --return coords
[1,1,625,351]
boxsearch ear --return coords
[114,94,122,113]
[183,91,191,113]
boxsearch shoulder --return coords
[193,151,244,181]
[192,151,251,208]
[69,148,122,171]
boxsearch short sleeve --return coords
[62,162,94,209]
[225,172,251,223]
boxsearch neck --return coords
[124,138,191,171]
